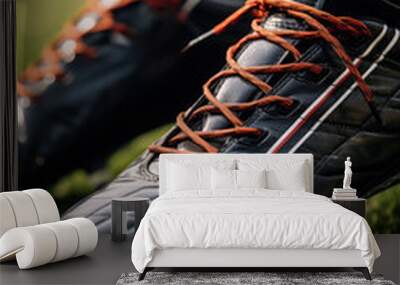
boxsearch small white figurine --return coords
[332,157,357,198]
[343,157,353,190]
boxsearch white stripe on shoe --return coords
[266,25,391,153]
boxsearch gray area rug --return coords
[117,272,396,285]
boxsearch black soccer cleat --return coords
[64,0,400,232]
[18,0,247,189]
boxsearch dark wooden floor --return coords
[0,234,398,285]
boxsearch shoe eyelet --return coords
[76,13,100,33]
[283,98,301,117]
[22,74,55,95]
[296,65,330,85]
[263,98,301,118]
[58,39,77,62]
[19,96,31,108]
[101,0,119,8]
[237,129,268,146]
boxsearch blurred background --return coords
[17,0,176,210]
[16,0,399,233]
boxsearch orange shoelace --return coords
[149,0,379,154]
[17,0,183,98]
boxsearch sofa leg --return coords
[138,268,147,281]
[354,267,371,280]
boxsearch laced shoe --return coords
[18,0,247,188]
[64,0,400,232]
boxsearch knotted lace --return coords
[149,0,379,154]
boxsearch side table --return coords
[112,197,150,242]
[331,198,366,218]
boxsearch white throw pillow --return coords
[267,165,306,191]
[211,168,236,190]
[238,160,308,191]
[211,169,267,190]
[167,162,210,191]
[236,169,267,189]
[166,160,236,192]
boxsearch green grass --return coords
[106,124,173,177]
[51,124,172,210]
[17,0,83,74]
[367,185,400,234]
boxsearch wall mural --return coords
[17,0,400,233]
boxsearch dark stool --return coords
[111,197,150,242]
